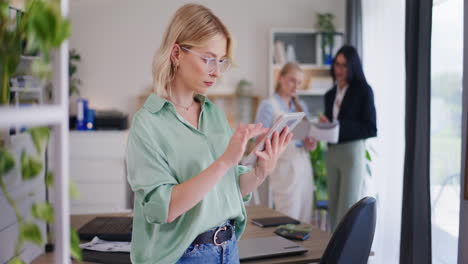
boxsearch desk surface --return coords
[33,205,331,264]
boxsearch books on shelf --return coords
[307,77,333,95]
[274,41,285,65]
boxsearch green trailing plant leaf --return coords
[31,202,54,223]
[7,257,25,264]
[28,127,49,154]
[70,228,83,261]
[45,171,53,187]
[0,148,16,177]
[21,150,43,180]
[19,222,43,246]
[365,149,372,162]
[69,180,80,200]
[0,1,8,17]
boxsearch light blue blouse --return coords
[255,93,310,147]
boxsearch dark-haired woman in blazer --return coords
[320,45,377,231]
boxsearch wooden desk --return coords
[243,206,331,264]
[33,206,331,264]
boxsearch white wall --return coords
[69,0,345,115]
[457,1,467,262]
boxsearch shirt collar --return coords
[143,93,212,114]
[273,93,295,111]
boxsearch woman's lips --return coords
[204,81,215,87]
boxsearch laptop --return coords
[238,236,308,261]
[78,217,133,242]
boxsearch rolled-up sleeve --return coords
[126,131,177,224]
[236,165,252,202]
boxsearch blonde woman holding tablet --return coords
[126,4,292,264]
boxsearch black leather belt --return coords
[192,220,235,246]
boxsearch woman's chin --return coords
[195,86,209,95]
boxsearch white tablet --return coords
[241,112,306,167]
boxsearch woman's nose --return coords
[210,64,221,77]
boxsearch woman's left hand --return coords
[254,126,293,180]
[304,136,317,151]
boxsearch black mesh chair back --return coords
[320,196,376,264]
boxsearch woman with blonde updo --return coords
[255,62,317,224]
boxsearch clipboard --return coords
[292,119,339,143]
[241,112,305,167]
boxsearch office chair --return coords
[319,196,376,264]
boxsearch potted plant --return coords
[236,79,252,96]
[0,1,82,263]
[315,13,336,65]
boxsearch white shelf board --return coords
[10,86,43,92]
[20,55,40,61]
[0,105,66,127]
[297,90,326,96]
[206,89,235,96]
[272,64,330,70]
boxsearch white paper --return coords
[79,236,131,253]
[292,119,339,143]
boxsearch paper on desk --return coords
[80,236,130,252]
[292,119,339,143]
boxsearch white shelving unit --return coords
[268,28,343,97]
[0,1,71,263]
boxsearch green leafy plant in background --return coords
[0,0,71,104]
[236,79,252,96]
[315,12,336,65]
[310,141,328,201]
[0,127,82,263]
[310,142,375,201]
[69,48,81,96]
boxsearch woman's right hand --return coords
[319,114,330,123]
[221,123,268,167]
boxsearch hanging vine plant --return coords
[0,0,71,104]
[1,0,81,263]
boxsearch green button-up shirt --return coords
[126,93,251,264]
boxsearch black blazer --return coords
[324,80,377,143]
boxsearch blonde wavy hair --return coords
[152,4,233,97]
[275,62,304,112]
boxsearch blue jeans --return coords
[177,222,240,264]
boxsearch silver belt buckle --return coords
[213,226,228,246]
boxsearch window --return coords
[430,0,463,263]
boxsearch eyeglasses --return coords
[181,47,231,75]
[334,61,347,69]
